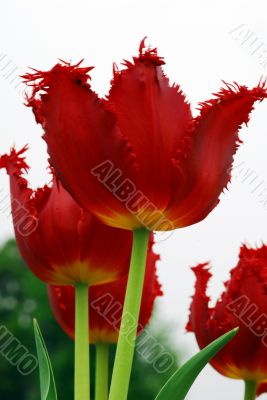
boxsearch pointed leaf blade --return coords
[33,319,58,400]
[155,328,238,400]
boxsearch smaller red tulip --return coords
[187,244,267,388]
[0,147,132,285]
[48,238,162,343]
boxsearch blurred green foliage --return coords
[0,239,180,399]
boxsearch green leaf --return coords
[33,319,58,400]
[155,328,238,400]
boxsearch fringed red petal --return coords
[0,146,51,218]
[24,60,141,230]
[188,244,267,382]
[167,81,267,228]
[186,263,212,348]
[108,38,192,213]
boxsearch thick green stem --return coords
[244,381,257,400]
[95,343,109,400]
[75,283,90,400]
[109,228,150,400]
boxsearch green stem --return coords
[95,343,109,400]
[109,228,150,400]
[244,381,257,400]
[75,283,90,400]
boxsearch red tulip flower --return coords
[0,147,132,285]
[23,39,267,231]
[257,383,267,397]
[21,40,267,400]
[48,238,162,343]
[187,244,267,396]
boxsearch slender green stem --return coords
[95,343,109,400]
[109,228,150,400]
[244,381,257,400]
[75,283,90,400]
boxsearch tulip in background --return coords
[0,147,132,285]
[0,146,134,399]
[187,244,267,400]
[21,39,267,400]
[48,240,162,399]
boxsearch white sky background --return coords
[1,0,267,398]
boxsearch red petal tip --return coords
[196,81,267,127]
[0,145,29,175]
[137,37,165,66]
[22,60,94,87]
[186,263,212,336]
[191,262,212,301]
[1,146,51,215]
[239,243,267,259]
[23,60,94,125]
[223,244,267,299]
[191,262,212,280]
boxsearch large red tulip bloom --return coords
[48,238,162,343]
[22,40,267,231]
[0,147,132,285]
[187,244,267,387]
